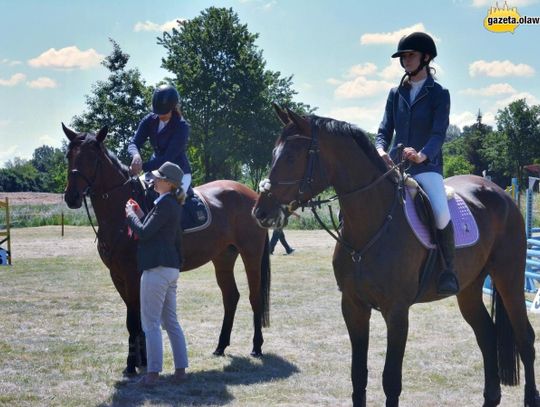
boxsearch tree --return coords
[72,39,151,164]
[31,145,66,192]
[494,99,540,186]
[158,7,311,185]
[461,110,492,176]
[0,158,41,192]
[444,155,473,178]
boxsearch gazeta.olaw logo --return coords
[484,1,540,33]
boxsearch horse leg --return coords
[341,294,372,407]
[456,274,501,406]
[492,275,540,406]
[239,246,268,357]
[212,247,240,356]
[381,305,409,407]
[110,265,145,376]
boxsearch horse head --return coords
[62,123,110,209]
[253,105,329,228]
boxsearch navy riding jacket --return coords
[128,113,192,175]
[376,75,450,176]
[126,194,183,272]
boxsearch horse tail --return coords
[260,232,271,328]
[491,285,520,386]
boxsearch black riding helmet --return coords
[152,84,180,115]
[392,32,437,60]
[392,32,437,83]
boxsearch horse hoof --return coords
[122,367,138,377]
[213,348,225,356]
[250,350,263,358]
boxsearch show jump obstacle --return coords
[0,197,11,265]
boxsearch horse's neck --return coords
[329,148,398,248]
[90,164,131,229]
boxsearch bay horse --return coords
[62,124,270,376]
[252,105,540,406]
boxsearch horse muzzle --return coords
[64,190,82,209]
[252,205,288,229]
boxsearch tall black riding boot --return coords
[437,220,459,295]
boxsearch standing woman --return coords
[125,161,188,385]
[376,32,458,295]
[128,84,192,192]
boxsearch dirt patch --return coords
[10,226,97,259]
[0,192,64,206]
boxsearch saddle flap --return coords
[182,191,212,234]
[403,186,479,249]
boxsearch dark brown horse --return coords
[253,105,540,406]
[62,124,270,376]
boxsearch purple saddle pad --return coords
[404,187,479,249]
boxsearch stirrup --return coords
[437,271,459,295]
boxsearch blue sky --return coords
[1,0,539,166]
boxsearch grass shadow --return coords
[100,353,300,406]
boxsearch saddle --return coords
[403,177,479,249]
[402,177,479,301]
[137,179,211,234]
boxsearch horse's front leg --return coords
[382,305,410,407]
[341,293,372,407]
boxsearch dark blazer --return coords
[127,113,192,175]
[376,75,450,176]
[126,194,183,272]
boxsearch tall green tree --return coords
[158,7,311,185]
[72,39,151,163]
[31,145,66,192]
[493,99,540,185]
[461,111,492,176]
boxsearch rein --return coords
[272,120,408,262]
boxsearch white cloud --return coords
[334,76,394,99]
[360,23,440,45]
[38,134,60,146]
[494,92,540,108]
[460,83,516,96]
[451,110,496,129]
[0,119,10,128]
[471,0,539,6]
[469,60,535,77]
[346,63,378,78]
[134,18,185,32]
[1,58,22,66]
[0,73,26,86]
[27,77,57,89]
[327,105,384,133]
[263,0,277,10]
[28,46,103,70]
[378,60,404,81]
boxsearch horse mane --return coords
[67,132,130,177]
[283,115,389,174]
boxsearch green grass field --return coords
[1,227,540,406]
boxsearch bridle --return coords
[268,120,408,262]
[68,148,137,237]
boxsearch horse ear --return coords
[286,108,309,135]
[62,122,78,141]
[96,126,108,143]
[273,103,289,125]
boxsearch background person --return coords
[125,161,188,386]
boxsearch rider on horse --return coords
[376,32,459,295]
[128,84,192,193]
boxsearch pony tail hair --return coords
[174,187,186,205]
